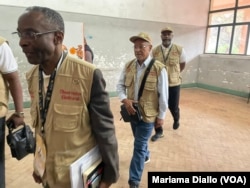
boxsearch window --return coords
[205,0,250,55]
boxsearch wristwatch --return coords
[14,111,24,118]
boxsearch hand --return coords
[32,171,42,184]
[99,181,112,188]
[6,113,25,129]
[155,118,164,128]
[122,99,137,115]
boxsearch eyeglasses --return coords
[133,44,151,50]
[12,30,58,40]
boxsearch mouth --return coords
[135,54,143,58]
[23,51,34,58]
[22,50,39,64]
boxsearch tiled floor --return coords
[5,88,250,188]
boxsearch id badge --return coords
[33,134,46,178]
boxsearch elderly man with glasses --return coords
[15,6,119,188]
[116,32,168,188]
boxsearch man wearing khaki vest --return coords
[151,27,186,141]
[116,32,168,188]
[15,6,119,188]
[0,36,24,188]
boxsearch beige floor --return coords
[5,88,250,188]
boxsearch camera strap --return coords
[138,58,155,100]
[161,45,173,63]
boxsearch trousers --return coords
[128,120,154,186]
[155,85,180,133]
[0,117,6,188]
[168,85,180,122]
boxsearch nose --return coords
[19,37,29,48]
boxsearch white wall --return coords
[198,55,250,96]
[0,0,209,26]
[1,0,249,105]
[64,21,84,50]
[1,1,212,104]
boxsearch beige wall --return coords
[1,0,249,106]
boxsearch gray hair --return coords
[25,6,65,33]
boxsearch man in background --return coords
[84,37,94,63]
[116,32,168,188]
[151,26,186,142]
[0,36,24,188]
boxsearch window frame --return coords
[205,0,250,55]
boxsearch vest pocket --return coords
[142,102,158,117]
[169,72,180,84]
[125,75,133,87]
[144,77,157,91]
[53,104,83,132]
[53,150,78,186]
[168,57,179,65]
[53,164,70,185]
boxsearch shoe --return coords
[145,156,150,164]
[151,133,164,142]
[129,183,139,188]
[173,121,180,130]
[130,185,139,188]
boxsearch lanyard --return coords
[38,53,64,133]
[161,45,172,63]
[38,66,57,133]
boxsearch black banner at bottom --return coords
[148,172,250,188]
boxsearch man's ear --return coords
[54,32,64,45]
[149,45,152,50]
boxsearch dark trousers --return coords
[0,117,6,188]
[155,85,180,134]
[43,184,50,188]
[168,85,180,122]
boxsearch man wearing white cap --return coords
[116,32,168,188]
[151,26,186,141]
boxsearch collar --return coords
[42,52,64,76]
[136,55,153,68]
[161,43,172,50]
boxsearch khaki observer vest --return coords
[152,44,183,86]
[0,36,9,117]
[125,59,165,123]
[26,55,97,188]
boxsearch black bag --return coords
[120,59,155,123]
[120,103,142,123]
[6,122,35,160]
[120,104,131,122]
